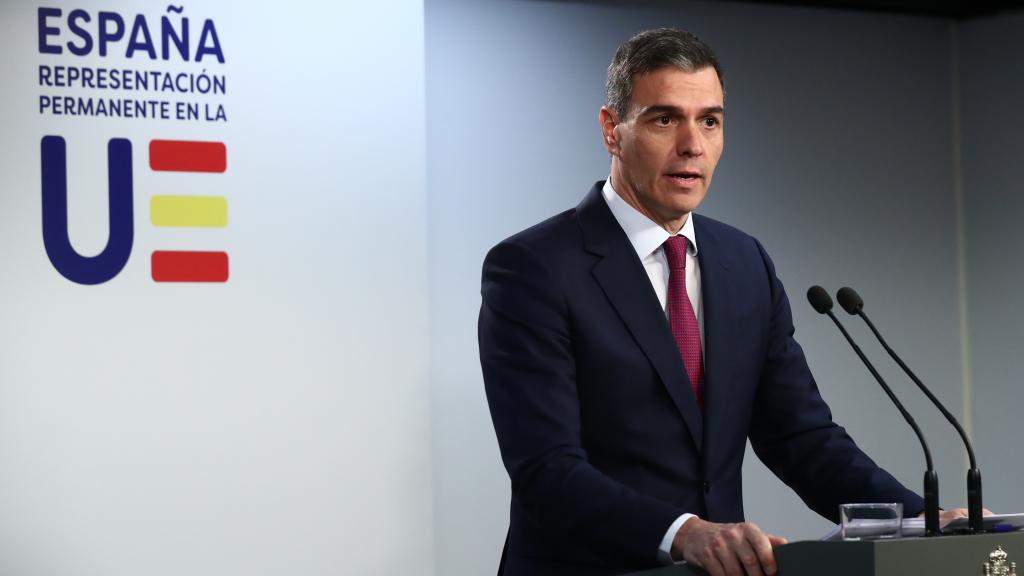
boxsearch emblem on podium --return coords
[984,546,1017,576]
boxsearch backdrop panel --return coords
[0,2,432,575]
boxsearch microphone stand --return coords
[808,287,940,536]
[838,287,983,533]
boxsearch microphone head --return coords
[837,287,864,315]
[807,285,833,314]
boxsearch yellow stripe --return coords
[151,196,228,228]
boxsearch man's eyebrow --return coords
[638,104,681,117]
[638,104,724,117]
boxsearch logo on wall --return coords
[36,5,230,285]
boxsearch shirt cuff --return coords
[657,513,698,565]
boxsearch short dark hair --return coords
[606,28,724,119]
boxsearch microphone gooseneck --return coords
[806,286,940,536]
[837,286,984,534]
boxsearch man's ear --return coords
[599,106,620,155]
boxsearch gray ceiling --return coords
[723,0,1024,18]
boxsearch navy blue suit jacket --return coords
[479,183,923,576]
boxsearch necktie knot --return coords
[664,235,689,271]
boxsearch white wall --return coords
[427,1,969,574]
[0,2,433,575]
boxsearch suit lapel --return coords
[577,183,703,451]
[693,215,736,447]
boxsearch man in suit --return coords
[479,28,940,576]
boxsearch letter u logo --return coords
[41,136,134,285]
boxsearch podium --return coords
[622,530,1024,575]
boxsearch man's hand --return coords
[671,518,788,576]
[920,507,995,528]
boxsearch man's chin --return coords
[661,194,706,216]
[659,183,706,203]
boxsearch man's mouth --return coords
[666,170,702,182]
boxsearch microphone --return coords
[837,286,984,533]
[806,286,941,536]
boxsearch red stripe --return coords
[152,251,229,282]
[149,140,227,173]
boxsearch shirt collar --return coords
[601,178,698,260]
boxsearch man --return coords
[479,28,957,576]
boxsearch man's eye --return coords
[702,117,720,128]
[655,115,672,126]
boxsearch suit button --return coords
[703,481,711,494]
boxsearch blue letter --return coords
[97,11,125,57]
[161,15,189,60]
[38,7,62,54]
[67,9,93,56]
[41,136,134,285]
[195,19,224,63]
[126,15,156,59]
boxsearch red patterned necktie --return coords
[663,235,704,411]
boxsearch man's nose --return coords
[676,122,704,157]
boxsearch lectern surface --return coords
[620,530,1024,576]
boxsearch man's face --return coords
[601,66,724,230]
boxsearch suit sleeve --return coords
[479,239,684,565]
[746,239,925,521]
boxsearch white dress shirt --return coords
[600,178,702,565]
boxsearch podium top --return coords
[621,530,1024,576]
